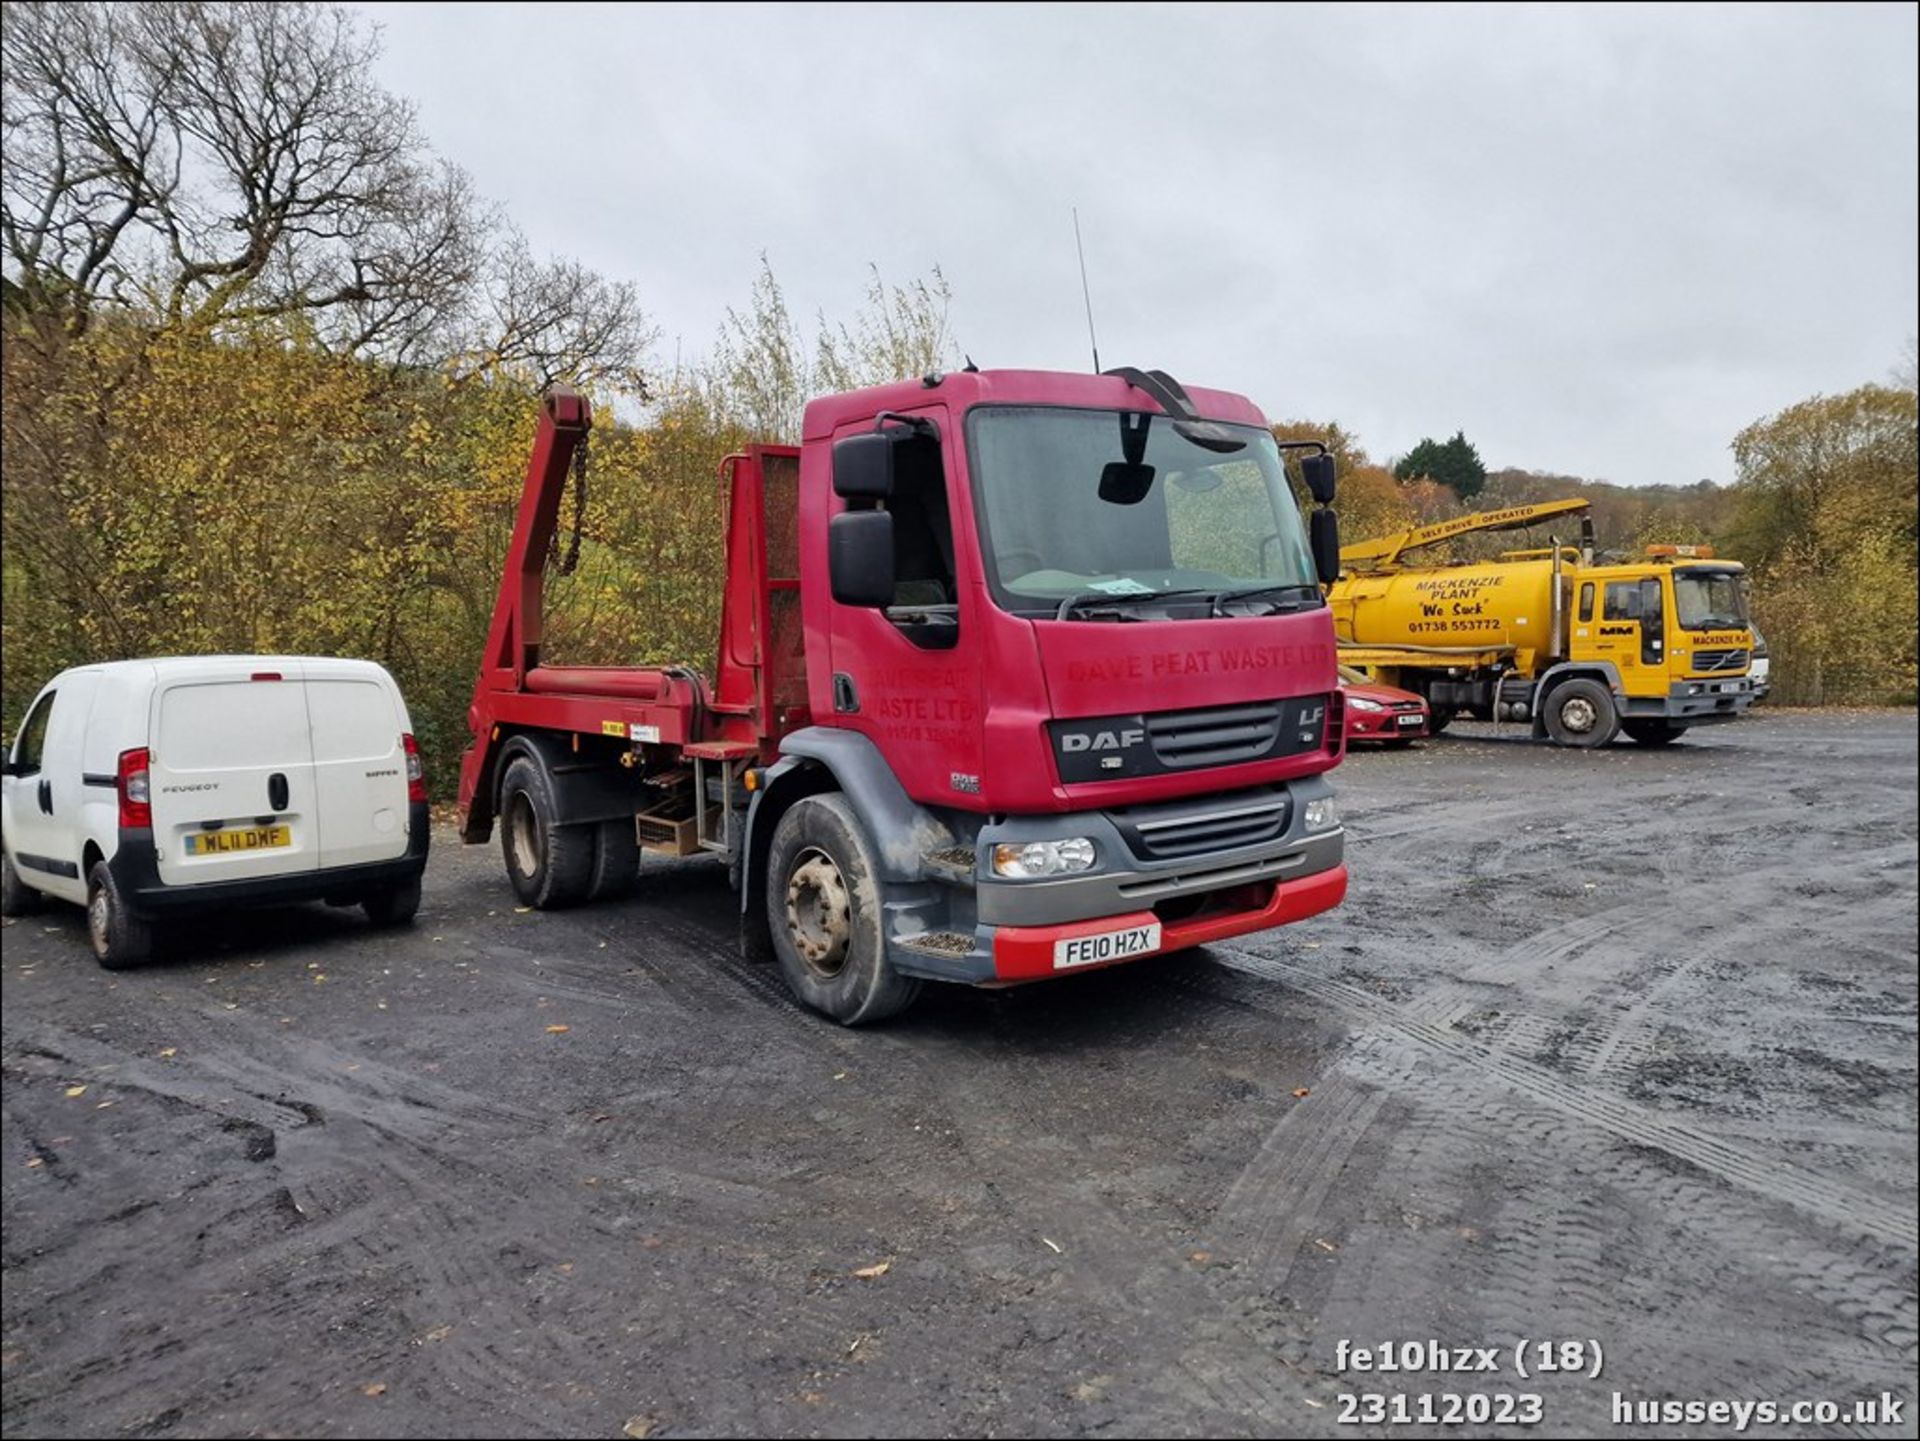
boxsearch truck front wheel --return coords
[766,794,920,1026]
[1544,678,1621,748]
[499,756,595,908]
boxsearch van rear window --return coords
[158,682,311,771]
[307,680,398,763]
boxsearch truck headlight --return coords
[1346,696,1386,713]
[1303,798,1340,832]
[991,838,1097,878]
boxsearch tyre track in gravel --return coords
[1212,944,1917,1251]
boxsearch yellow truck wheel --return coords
[1543,679,1620,748]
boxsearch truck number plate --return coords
[1054,922,1162,970]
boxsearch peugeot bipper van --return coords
[1,657,429,967]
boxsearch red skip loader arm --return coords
[482,386,591,690]
[455,389,806,843]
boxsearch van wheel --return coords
[499,757,595,908]
[1623,719,1689,747]
[588,818,639,901]
[1544,679,1621,748]
[2,850,43,917]
[87,861,153,970]
[363,876,422,926]
[766,794,920,1026]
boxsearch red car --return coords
[1339,665,1430,746]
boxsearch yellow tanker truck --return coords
[1329,499,1758,747]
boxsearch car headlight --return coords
[1303,797,1340,832]
[991,838,1097,879]
[1347,696,1386,713]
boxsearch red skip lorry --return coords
[456,366,1350,1024]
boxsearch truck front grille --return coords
[1691,648,1750,673]
[1111,787,1293,860]
[1146,702,1283,769]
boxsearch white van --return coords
[1,657,429,967]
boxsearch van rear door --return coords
[150,663,320,886]
[303,664,412,870]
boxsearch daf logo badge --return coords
[1060,728,1145,753]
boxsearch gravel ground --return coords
[3,709,1915,1439]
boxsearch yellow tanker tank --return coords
[1331,556,1564,675]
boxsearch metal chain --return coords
[552,429,588,576]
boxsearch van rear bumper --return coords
[107,802,430,917]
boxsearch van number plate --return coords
[1054,922,1162,970]
[186,826,291,856]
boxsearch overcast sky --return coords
[362,2,1916,488]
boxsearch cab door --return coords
[821,404,987,803]
[1593,576,1666,700]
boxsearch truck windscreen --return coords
[968,406,1318,617]
[1672,568,1750,630]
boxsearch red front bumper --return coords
[989,863,1349,983]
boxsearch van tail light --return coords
[1325,690,1346,759]
[402,733,427,803]
[118,747,152,830]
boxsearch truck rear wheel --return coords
[1623,719,1689,747]
[766,794,920,1026]
[1544,678,1620,748]
[499,756,595,908]
[588,818,640,901]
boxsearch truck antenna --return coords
[1073,206,1101,373]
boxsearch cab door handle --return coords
[37,777,52,814]
[268,773,289,812]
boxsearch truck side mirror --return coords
[0,759,16,778]
[1310,508,1341,586]
[833,432,896,500]
[1302,453,1337,505]
[829,510,895,607]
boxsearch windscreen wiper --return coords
[1055,587,1222,620]
[1220,582,1325,613]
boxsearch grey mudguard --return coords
[744,727,952,891]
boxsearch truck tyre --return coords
[363,876,422,926]
[499,756,595,908]
[1623,719,1689,747]
[2,850,43,917]
[766,794,921,1026]
[588,818,640,901]
[87,859,153,970]
[1427,706,1457,734]
[1544,678,1620,748]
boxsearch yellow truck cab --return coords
[1330,504,1758,748]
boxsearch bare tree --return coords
[463,228,656,395]
[2,1,480,355]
